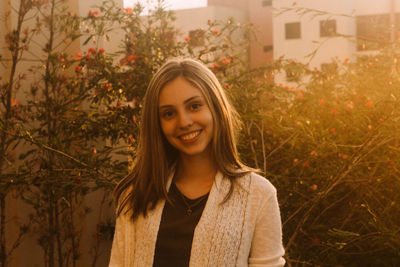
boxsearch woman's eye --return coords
[162,110,174,118]
[191,103,201,110]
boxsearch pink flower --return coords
[346,102,354,109]
[88,10,99,17]
[212,62,220,69]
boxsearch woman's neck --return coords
[174,151,216,199]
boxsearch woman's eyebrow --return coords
[159,95,202,109]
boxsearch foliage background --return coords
[0,0,399,266]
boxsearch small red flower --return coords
[98,48,105,53]
[344,57,350,63]
[302,161,310,168]
[184,36,191,42]
[212,29,220,35]
[225,84,231,89]
[212,62,220,69]
[125,7,133,14]
[88,10,99,17]
[88,47,96,54]
[74,51,83,60]
[310,184,317,190]
[330,108,339,115]
[11,99,20,108]
[330,127,336,133]
[91,147,97,154]
[346,102,354,109]
[221,56,231,65]
[297,90,303,100]
[365,101,374,108]
[311,237,320,245]
[75,65,82,73]
[104,83,111,91]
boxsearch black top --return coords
[153,183,209,267]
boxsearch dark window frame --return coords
[263,45,273,52]
[356,13,400,51]
[285,22,301,40]
[320,19,337,37]
[262,0,272,7]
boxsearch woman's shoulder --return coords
[240,172,277,197]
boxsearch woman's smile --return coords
[179,129,202,142]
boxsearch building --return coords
[273,0,400,82]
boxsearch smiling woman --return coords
[109,58,285,267]
[158,77,214,161]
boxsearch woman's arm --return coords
[249,187,285,267]
[108,215,126,267]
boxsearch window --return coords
[356,13,400,51]
[285,63,304,82]
[189,29,205,47]
[263,45,273,52]
[320,19,337,37]
[285,22,301,39]
[262,0,272,6]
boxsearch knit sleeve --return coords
[248,183,285,267]
[109,214,126,267]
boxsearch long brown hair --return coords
[114,58,251,220]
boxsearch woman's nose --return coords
[177,111,193,129]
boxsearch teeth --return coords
[181,130,200,140]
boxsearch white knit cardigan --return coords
[109,172,285,267]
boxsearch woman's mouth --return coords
[179,130,202,142]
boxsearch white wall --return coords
[273,0,400,71]
[273,0,357,70]
[174,5,247,37]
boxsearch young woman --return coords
[109,58,285,267]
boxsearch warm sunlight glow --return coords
[124,0,207,10]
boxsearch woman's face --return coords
[158,76,214,159]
